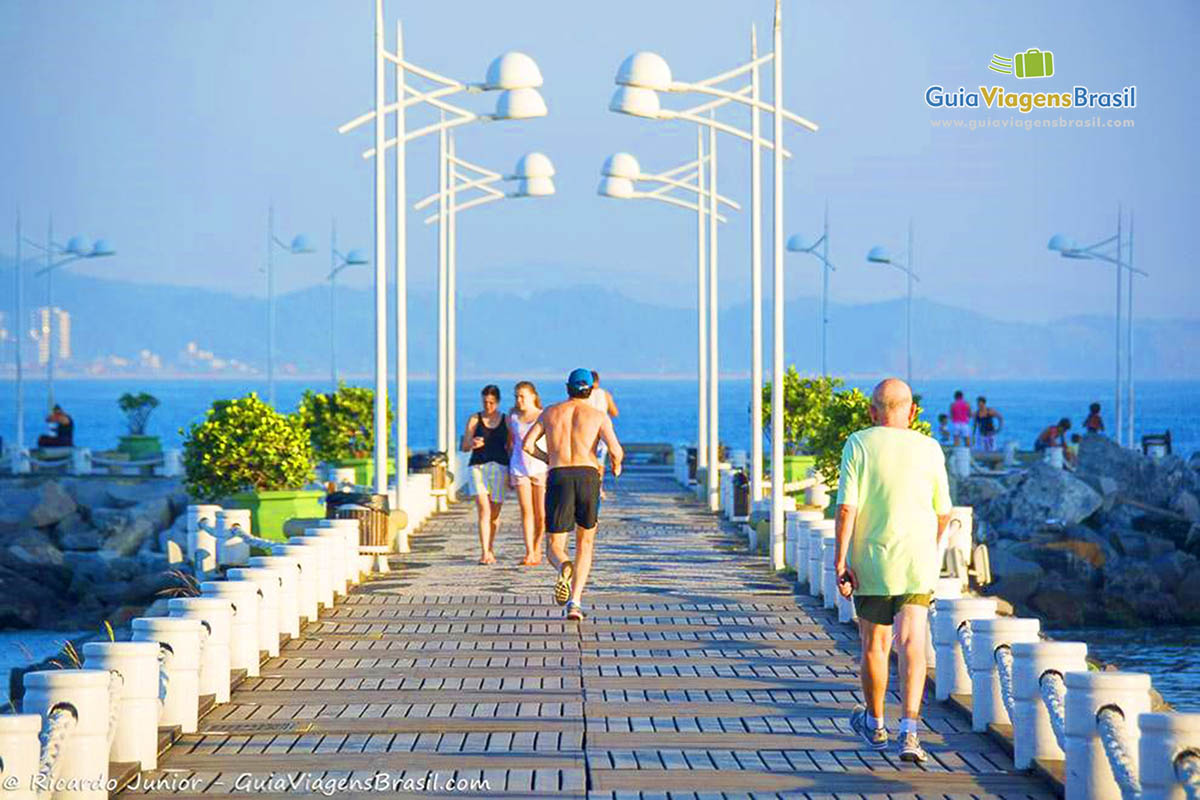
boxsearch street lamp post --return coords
[610,21,817,528]
[338,1,547,500]
[12,211,24,452]
[328,219,368,390]
[265,206,315,408]
[1047,207,1145,448]
[786,201,837,376]
[415,145,557,456]
[22,219,116,412]
[866,220,918,385]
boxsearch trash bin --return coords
[732,469,750,519]
[409,451,450,491]
[325,491,390,550]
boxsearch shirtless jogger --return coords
[523,368,623,621]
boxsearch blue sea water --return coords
[2,376,1199,709]
[4,376,1199,459]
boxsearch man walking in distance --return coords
[523,368,624,621]
[587,370,619,497]
[834,378,951,763]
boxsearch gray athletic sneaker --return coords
[898,731,928,763]
[849,706,888,751]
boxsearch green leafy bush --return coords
[761,370,842,455]
[807,386,933,488]
[182,393,315,501]
[295,383,391,462]
[117,392,160,435]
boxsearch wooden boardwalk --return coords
[123,468,1055,799]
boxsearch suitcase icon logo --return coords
[988,48,1055,79]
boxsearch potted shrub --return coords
[182,393,320,541]
[296,383,393,486]
[761,370,842,483]
[117,392,162,460]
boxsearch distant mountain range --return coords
[1,266,1197,380]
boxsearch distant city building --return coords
[32,306,70,365]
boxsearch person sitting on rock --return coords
[936,414,951,445]
[1034,418,1070,453]
[37,405,75,448]
[1084,402,1104,435]
[1065,433,1082,468]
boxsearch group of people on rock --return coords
[937,391,1003,451]
[459,369,623,621]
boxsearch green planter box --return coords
[335,457,395,488]
[117,434,162,461]
[229,489,325,542]
[783,454,816,483]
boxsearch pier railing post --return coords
[1065,670,1152,800]
[200,580,262,677]
[932,597,997,700]
[1138,712,1200,800]
[130,617,204,734]
[168,597,234,703]
[1011,640,1089,768]
[970,617,1041,731]
[80,641,161,769]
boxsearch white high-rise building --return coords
[32,306,70,365]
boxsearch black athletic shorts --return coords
[545,466,602,533]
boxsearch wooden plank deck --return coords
[121,468,1055,799]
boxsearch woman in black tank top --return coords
[460,385,510,564]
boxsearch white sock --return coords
[866,713,884,731]
[899,717,919,736]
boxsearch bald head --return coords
[871,378,914,428]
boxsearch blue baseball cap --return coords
[567,368,593,389]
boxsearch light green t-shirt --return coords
[835,426,952,596]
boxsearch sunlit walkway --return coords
[124,467,1053,799]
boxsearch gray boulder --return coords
[6,528,64,567]
[953,476,1007,508]
[1171,490,1200,523]
[58,478,117,517]
[53,512,101,551]
[0,482,77,532]
[1078,434,1200,508]
[90,498,171,556]
[1005,463,1103,527]
[988,542,1044,604]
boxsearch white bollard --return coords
[786,510,823,574]
[932,597,997,700]
[271,544,319,623]
[216,508,252,539]
[227,567,283,658]
[168,596,234,703]
[302,529,347,599]
[80,641,161,769]
[21,669,110,800]
[970,617,1041,731]
[130,617,203,734]
[248,556,302,638]
[186,504,222,576]
[0,713,41,800]
[926,577,964,663]
[287,536,336,610]
[314,518,362,586]
[807,527,826,598]
[821,545,840,610]
[200,580,261,677]
[815,531,836,603]
[1065,671,1152,800]
[1045,445,1065,469]
[160,448,183,478]
[949,445,972,480]
[805,481,830,510]
[11,447,32,475]
[1012,641,1088,768]
[1139,712,1200,800]
[68,448,92,476]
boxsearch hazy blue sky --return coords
[2,1,1196,324]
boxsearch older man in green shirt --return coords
[834,378,952,763]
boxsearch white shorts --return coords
[470,463,508,504]
[951,421,972,440]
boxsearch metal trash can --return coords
[409,451,450,491]
[732,469,750,519]
[326,491,390,550]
